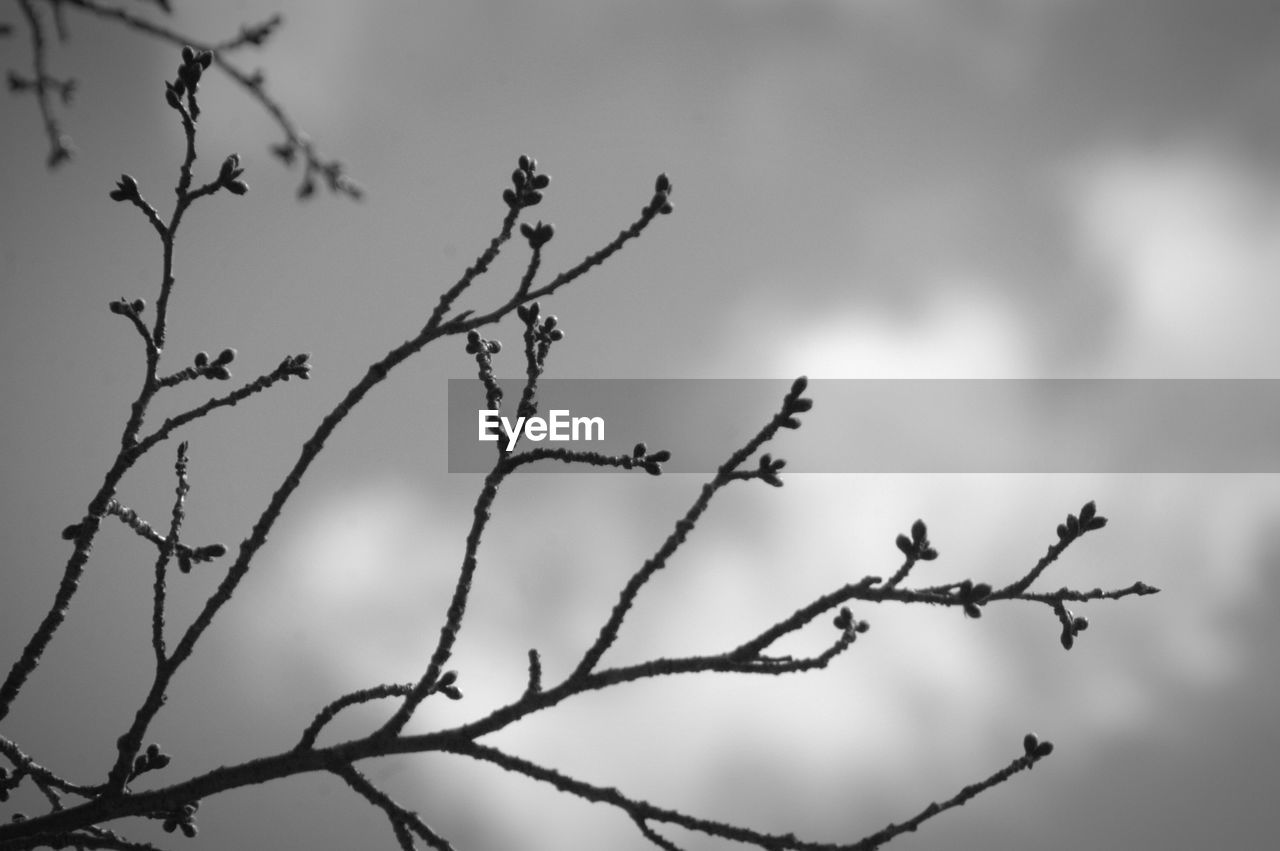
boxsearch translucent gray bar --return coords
[447,379,1280,473]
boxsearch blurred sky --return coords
[3,1,1280,849]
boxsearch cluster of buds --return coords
[953,579,993,619]
[630,442,672,476]
[177,542,227,574]
[434,671,462,701]
[159,801,199,838]
[895,518,939,562]
[108,297,146,317]
[108,174,141,204]
[517,301,565,365]
[776,375,813,429]
[165,46,213,117]
[519,220,555,249]
[279,352,312,381]
[128,743,172,781]
[464,330,502,357]
[217,153,249,196]
[1022,732,1055,760]
[1056,500,1107,544]
[647,173,674,216]
[503,154,550,209]
[1056,604,1091,650]
[465,330,503,410]
[833,606,871,640]
[756,453,787,487]
[192,347,237,381]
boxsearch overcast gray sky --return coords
[3,2,1280,848]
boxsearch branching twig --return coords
[0,40,1158,851]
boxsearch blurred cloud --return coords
[6,0,1280,847]
[1061,144,1280,377]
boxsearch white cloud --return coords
[740,282,1038,378]
[1061,146,1280,377]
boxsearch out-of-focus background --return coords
[3,2,1279,848]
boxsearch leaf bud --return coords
[911,519,928,543]
[109,174,140,203]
